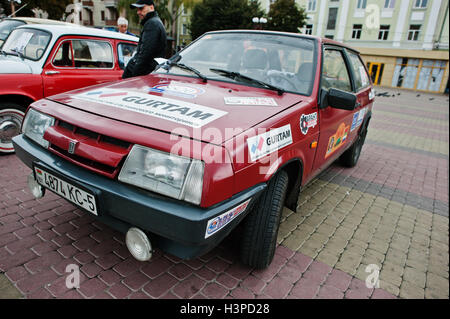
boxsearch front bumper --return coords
[13,134,265,259]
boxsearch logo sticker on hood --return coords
[148,83,205,99]
[73,88,227,128]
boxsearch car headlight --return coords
[118,145,204,205]
[22,108,55,149]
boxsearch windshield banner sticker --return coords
[224,97,278,106]
[300,112,318,135]
[247,124,293,162]
[325,123,349,158]
[205,199,251,238]
[73,88,227,128]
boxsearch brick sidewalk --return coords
[0,88,448,299]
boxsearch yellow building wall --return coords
[357,48,449,93]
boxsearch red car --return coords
[13,30,374,269]
[0,24,138,153]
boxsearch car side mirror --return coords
[326,88,357,111]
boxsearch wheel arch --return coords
[0,94,35,111]
[278,158,303,212]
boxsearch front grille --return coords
[45,120,132,178]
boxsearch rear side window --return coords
[321,49,352,92]
[72,39,113,68]
[346,50,370,90]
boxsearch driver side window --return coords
[322,49,352,92]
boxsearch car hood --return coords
[47,74,305,144]
[0,56,32,74]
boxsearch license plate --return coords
[34,166,98,216]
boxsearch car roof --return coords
[3,17,75,25]
[14,23,139,42]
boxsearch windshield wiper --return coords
[167,61,208,83]
[210,68,285,95]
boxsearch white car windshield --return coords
[157,32,317,96]
[1,28,51,61]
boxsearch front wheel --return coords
[240,170,289,269]
[0,103,26,154]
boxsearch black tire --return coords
[340,119,369,167]
[240,170,289,269]
[0,102,26,154]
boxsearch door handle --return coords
[45,71,60,75]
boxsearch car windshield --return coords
[157,32,317,96]
[1,28,51,60]
[0,19,26,47]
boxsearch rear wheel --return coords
[340,119,369,167]
[0,103,26,154]
[240,170,289,269]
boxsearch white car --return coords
[0,23,139,153]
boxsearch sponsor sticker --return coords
[300,112,318,135]
[73,88,227,128]
[205,199,251,238]
[224,97,278,106]
[325,123,350,158]
[247,124,293,162]
[148,83,205,99]
[350,107,366,132]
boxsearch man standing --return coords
[117,17,136,36]
[122,0,167,79]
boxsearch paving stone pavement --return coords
[0,88,448,299]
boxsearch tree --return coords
[5,0,72,20]
[267,0,307,33]
[189,0,264,40]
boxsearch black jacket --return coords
[122,11,167,79]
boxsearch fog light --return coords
[27,173,44,199]
[126,227,152,261]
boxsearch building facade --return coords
[261,0,449,93]
[70,0,119,29]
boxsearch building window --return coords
[384,0,395,8]
[325,35,334,39]
[378,25,390,40]
[407,25,421,41]
[392,58,446,92]
[305,24,313,35]
[392,58,419,89]
[416,60,446,92]
[182,24,187,36]
[327,7,338,30]
[413,0,428,8]
[101,11,105,21]
[307,0,316,12]
[356,0,367,9]
[352,24,362,39]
